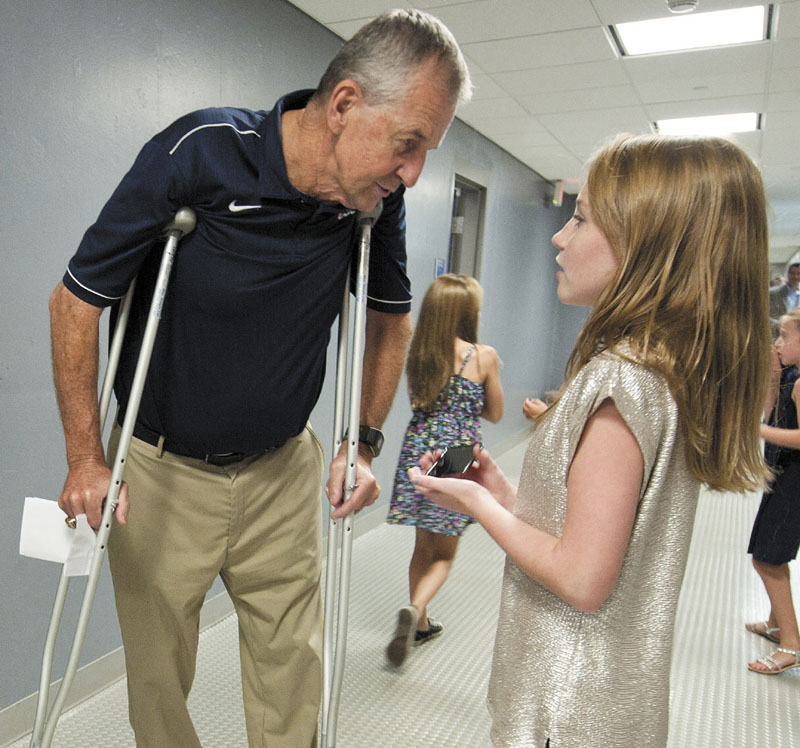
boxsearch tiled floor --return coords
[8,439,800,747]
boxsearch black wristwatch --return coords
[357,425,384,458]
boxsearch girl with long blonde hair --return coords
[411,134,770,747]
[385,273,503,667]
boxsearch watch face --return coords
[359,426,384,456]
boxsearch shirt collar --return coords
[258,89,317,201]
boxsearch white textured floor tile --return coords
[9,456,800,747]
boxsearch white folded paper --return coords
[19,496,97,576]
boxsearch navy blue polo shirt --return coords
[63,90,411,454]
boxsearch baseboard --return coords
[0,592,235,748]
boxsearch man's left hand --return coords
[325,445,380,519]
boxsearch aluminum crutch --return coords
[321,200,382,748]
[28,273,137,748]
[29,207,196,748]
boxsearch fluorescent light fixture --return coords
[615,5,767,56]
[655,112,760,135]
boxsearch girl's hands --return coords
[770,345,782,374]
[463,444,517,510]
[410,444,517,514]
[408,464,490,517]
[523,397,548,421]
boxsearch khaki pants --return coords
[107,424,325,748]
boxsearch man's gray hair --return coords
[312,8,472,107]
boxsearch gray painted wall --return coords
[0,0,584,714]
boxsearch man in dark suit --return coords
[770,262,800,332]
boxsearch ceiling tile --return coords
[624,44,770,102]
[469,73,509,100]
[286,0,372,24]
[511,146,586,181]
[326,19,363,39]
[427,0,601,45]
[768,65,800,91]
[537,106,654,149]
[484,128,561,150]
[635,71,768,103]
[458,113,550,138]
[727,130,763,160]
[462,28,617,73]
[624,42,769,82]
[285,0,454,25]
[775,1,800,39]
[772,37,800,66]
[765,110,800,129]
[766,90,800,111]
[518,85,641,115]
[492,59,627,96]
[461,50,487,76]
[645,95,766,120]
[457,96,531,119]
[761,127,800,163]
[763,165,800,201]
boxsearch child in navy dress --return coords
[747,308,800,674]
[386,274,503,666]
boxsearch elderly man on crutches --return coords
[48,9,471,748]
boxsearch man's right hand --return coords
[58,457,129,530]
[50,282,130,531]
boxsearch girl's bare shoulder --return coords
[476,343,498,362]
[475,344,500,376]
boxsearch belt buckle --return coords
[204,452,244,467]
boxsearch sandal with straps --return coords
[748,647,800,675]
[745,620,780,643]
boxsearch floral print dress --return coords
[387,346,484,536]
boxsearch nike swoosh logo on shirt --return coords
[228,200,261,213]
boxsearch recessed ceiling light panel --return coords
[614,5,767,56]
[655,112,761,135]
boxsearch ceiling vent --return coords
[666,0,698,13]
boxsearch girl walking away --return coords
[746,309,800,674]
[386,273,503,667]
[410,135,771,747]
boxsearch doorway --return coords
[447,175,486,278]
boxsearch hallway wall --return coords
[0,0,583,715]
